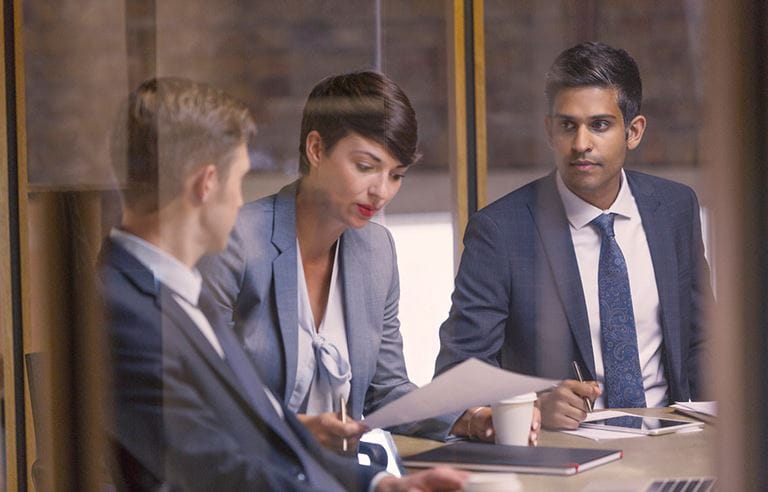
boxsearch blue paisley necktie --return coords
[591,213,647,409]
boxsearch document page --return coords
[562,411,647,441]
[363,358,558,429]
[565,410,704,441]
[672,401,717,417]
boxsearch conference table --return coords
[394,408,716,490]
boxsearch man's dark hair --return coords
[545,42,642,127]
[111,77,256,214]
[298,70,419,174]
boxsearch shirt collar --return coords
[110,228,202,306]
[555,169,636,230]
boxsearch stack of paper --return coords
[671,401,717,423]
[563,410,704,441]
[561,411,646,441]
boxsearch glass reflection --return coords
[20,0,454,487]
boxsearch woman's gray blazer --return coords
[199,181,454,439]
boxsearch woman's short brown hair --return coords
[298,70,419,174]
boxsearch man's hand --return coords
[375,466,469,492]
[450,405,542,445]
[529,404,541,445]
[538,380,601,429]
[295,412,367,454]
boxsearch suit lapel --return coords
[103,237,340,485]
[627,172,682,395]
[160,285,316,456]
[104,239,260,411]
[158,289,257,407]
[271,182,300,402]
[339,232,374,419]
[100,238,159,305]
[529,174,596,377]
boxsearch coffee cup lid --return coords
[495,391,537,404]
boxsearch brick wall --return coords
[485,0,704,171]
[22,1,701,188]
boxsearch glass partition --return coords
[481,0,715,480]
[11,1,763,489]
[484,0,705,203]
[379,1,454,386]
[17,1,456,487]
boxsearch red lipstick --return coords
[356,204,377,218]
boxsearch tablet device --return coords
[580,415,704,435]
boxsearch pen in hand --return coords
[571,360,594,412]
[340,396,348,452]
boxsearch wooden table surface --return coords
[394,407,716,491]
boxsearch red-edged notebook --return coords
[403,442,622,476]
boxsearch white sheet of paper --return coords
[562,410,647,440]
[561,427,645,441]
[672,401,717,417]
[582,410,632,422]
[564,410,705,441]
[362,358,558,430]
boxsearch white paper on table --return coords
[582,410,633,422]
[564,422,704,441]
[565,410,705,441]
[672,401,717,417]
[561,427,646,441]
[561,410,647,440]
[362,358,558,430]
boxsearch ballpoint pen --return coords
[340,396,348,452]
[571,360,594,412]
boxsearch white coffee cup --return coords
[491,392,537,446]
[464,472,522,492]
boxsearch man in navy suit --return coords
[101,77,467,491]
[436,42,713,434]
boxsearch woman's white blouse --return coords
[288,239,352,414]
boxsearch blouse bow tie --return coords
[312,334,352,389]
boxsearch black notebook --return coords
[403,442,622,476]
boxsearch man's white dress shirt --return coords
[556,170,669,408]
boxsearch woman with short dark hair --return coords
[198,71,463,452]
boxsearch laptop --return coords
[584,476,717,491]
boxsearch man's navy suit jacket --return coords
[100,238,379,491]
[435,170,713,403]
